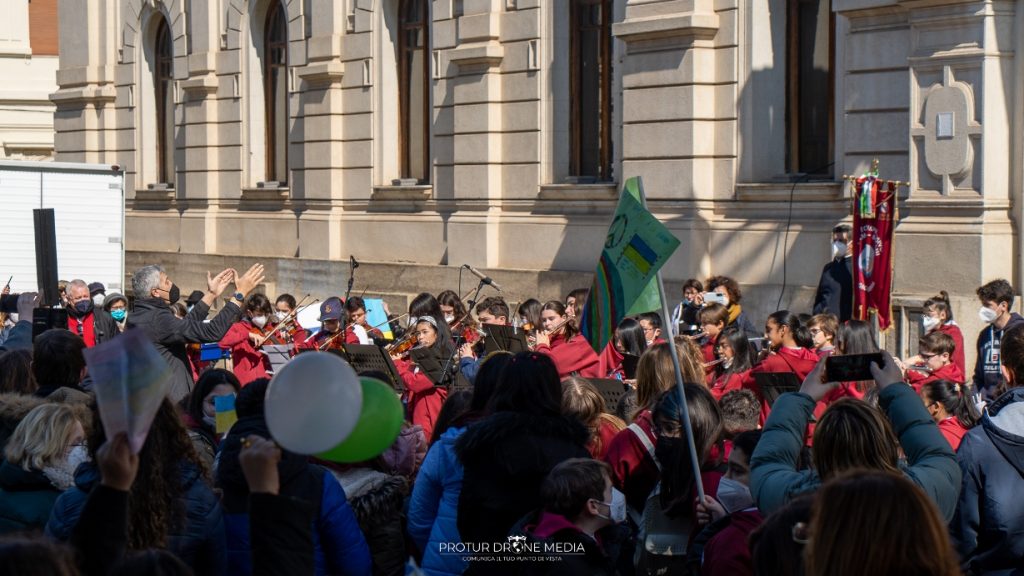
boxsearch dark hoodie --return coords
[455,411,590,568]
[952,387,1024,575]
[216,416,371,576]
[973,313,1024,399]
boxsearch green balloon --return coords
[316,377,404,463]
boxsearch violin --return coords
[250,322,290,347]
[388,334,417,359]
[317,329,347,352]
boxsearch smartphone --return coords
[825,353,884,383]
[703,292,727,306]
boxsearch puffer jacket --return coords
[46,460,226,576]
[407,426,467,576]
[333,467,409,576]
[750,382,961,522]
[952,387,1024,575]
[217,416,372,576]
[0,460,62,534]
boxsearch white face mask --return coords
[594,487,627,524]
[444,314,455,324]
[251,315,268,328]
[979,306,999,325]
[92,294,105,307]
[831,240,848,259]
[922,315,940,332]
[716,476,754,514]
[274,311,287,322]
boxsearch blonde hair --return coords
[561,377,626,455]
[4,404,80,471]
[635,340,706,418]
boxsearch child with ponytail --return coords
[920,379,980,451]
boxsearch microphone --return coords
[350,256,359,269]
[463,264,502,292]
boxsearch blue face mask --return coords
[111,309,127,322]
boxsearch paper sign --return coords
[83,329,172,453]
[214,394,238,435]
[364,297,394,340]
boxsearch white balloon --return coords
[265,352,363,454]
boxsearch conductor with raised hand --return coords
[129,263,266,401]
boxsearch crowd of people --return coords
[0,240,1020,576]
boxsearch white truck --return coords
[0,160,125,294]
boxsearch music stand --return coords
[753,372,801,408]
[621,354,640,380]
[482,324,530,355]
[590,379,628,413]
[409,346,448,386]
[339,344,405,392]
[261,344,292,375]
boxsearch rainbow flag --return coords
[581,177,681,353]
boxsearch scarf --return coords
[727,304,742,326]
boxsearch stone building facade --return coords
[53,0,1024,362]
[0,0,59,159]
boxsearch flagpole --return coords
[656,270,706,501]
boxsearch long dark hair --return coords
[615,317,647,357]
[923,290,953,323]
[768,310,813,349]
[541,300,579,339]
[437,290,472,326]
[836,320,878,355]
[88,399,204,550]
[0,349,36,395]
[486,352,562,418]
[922,380,980,429]
[470,351,513,414]
[652,384,723,515]
[517,298,543,329]
[718,326,755,374]
[409,292,452,342]
[184,368,240,427]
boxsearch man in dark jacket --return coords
[127,263,264,402]
[953,323,1024,574]
[812,224,853,321]
[64,280,118,347]
[973,279,1024,401]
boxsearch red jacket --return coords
[598,341,624,379]
[701,509,764,576]
[937,323,966,378]
[395,358,448,441]
[701,336,718,385]
[905,362,965,392]
[808,382,867,445]
[937,416,970,451]
[295,327,360,352]
[219,321,271,386]
[743,347,819,424]
[604,410,659,513]
[535,333,600,379]
[710,371,747,401]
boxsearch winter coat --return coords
[408,426,467,576]
[218,320,271,386]
[455,411,590,553]
[973,314,1024,400]
[127,297,242,402]
[749,383,961,522]
[0,460,62,534]
[0,320,32,352]
[333,468,409,576]
[604,410,659,514]
[812,256,853,321]
[508,509,631,576]
[699,509,762,576]
[534,333,601,379]
[46,460,227,576]
[952,387,1024,575]
[906,362,966,392]
[217,416,372,576]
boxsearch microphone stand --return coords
[439,278,486,388]
[345,262,356,301]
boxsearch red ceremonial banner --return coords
[852,178,897,330]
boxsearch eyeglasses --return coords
[809,328,823,336]
[920,352,937,360]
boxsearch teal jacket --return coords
[750,383,962,522]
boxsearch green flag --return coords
[580,177,681,353]
[621,178,666,316]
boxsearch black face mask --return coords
[157,284,181,305]
[68,300,93,318]
[655,435,691,516]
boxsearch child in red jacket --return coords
[904,331,965,393]
[700,304,730,386]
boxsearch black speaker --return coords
[33,208,59,307]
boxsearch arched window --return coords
[398,0,429,183]
[570,0,612,181]
[154,17,175,185]
[264,0,288,184]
